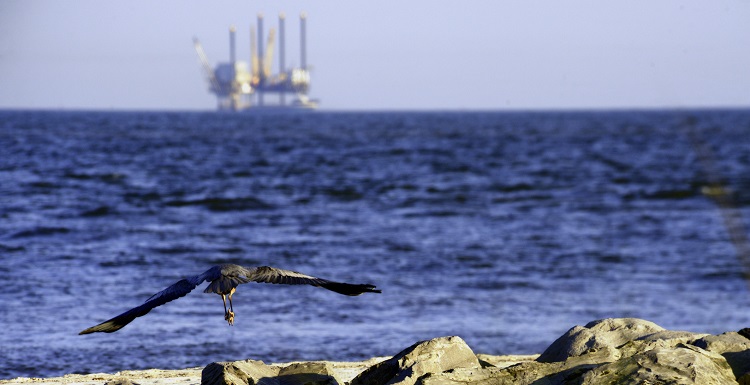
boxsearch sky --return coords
[1,1,749,111]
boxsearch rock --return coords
[277,361,339,385]
[9,318,750,385]
[615,330,708,360]
[537,318,665,363]
[201,359,279,385]
[350,336,480,385]
[693,331,750,354]
[417,366,507,385]
[198,358,386,385]
[419,352,607,385]
[693,332,750,379]
[475,354,538,369]
[639,330,707,343]
[481,318,745,385]
[579,344,736,385]
[303,358,390,384]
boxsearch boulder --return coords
[200,359,386,385]
[118,318,750,385]
[537,318,664,363]
[639,330,708,343]
[202,359,279,385]
[276,361,339,385]
[615,330,708,359]
[418,352,605,385]
[456,318,746,385]
[579,344,736,385]
[693,332,750,379]
[350,336,480,385]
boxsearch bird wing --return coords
[243,266,381,296]
[79,269,216,334]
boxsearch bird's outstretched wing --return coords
[243,265,381,296]
[79,269,215,334]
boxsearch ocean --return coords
[1,109,749,379]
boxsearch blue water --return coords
[1,110,749,379]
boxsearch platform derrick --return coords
[193,12,317,111]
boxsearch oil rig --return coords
[193,13,318,111]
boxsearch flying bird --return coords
[79,264,381,334]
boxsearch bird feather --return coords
[79,264,380,334]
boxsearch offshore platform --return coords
[193,13,318,111]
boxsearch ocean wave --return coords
[164,196,274,211]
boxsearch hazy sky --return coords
[1,1,749,111]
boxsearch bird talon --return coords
[225,310,235,325]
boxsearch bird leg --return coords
[222,294,234,326]
[226,288,235,325]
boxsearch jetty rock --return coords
[350,336,481,385]
[200,336,482,385]
[8,318,750,385]
[202,319,750,385]
[201,358,390,385]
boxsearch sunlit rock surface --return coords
[350,336,480,385]
[7,318,750,385]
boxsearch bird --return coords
[79,264,381,334]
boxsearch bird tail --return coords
[321,282,381,296]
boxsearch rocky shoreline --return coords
[5,318,750,385]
